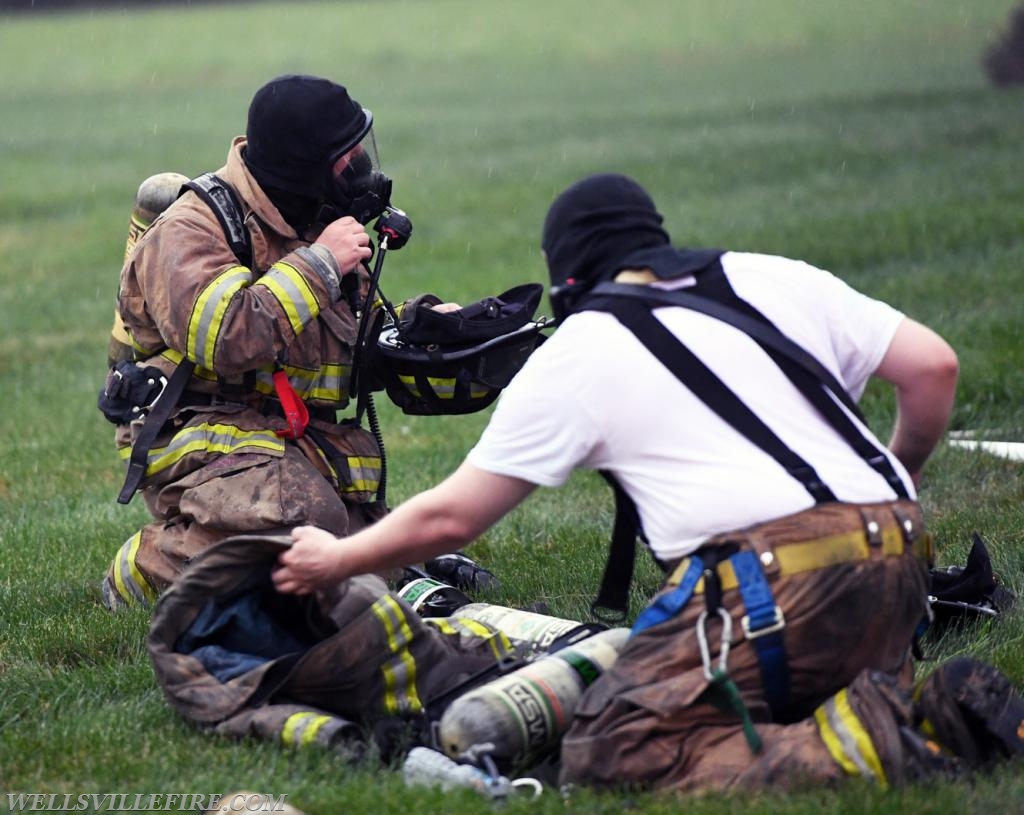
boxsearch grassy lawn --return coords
[1,1,1024,812]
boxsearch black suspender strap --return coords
[592,282,861,414]
[591,470,644,623]
[589,282,910,500]
[585,296,837,620]
[580,273,912,618]
[595,295,839,504]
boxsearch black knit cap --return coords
[245,74,371,197]
[541,173,670,288]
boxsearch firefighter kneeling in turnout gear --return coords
[98,74,547,611]
[270,173,1024,793]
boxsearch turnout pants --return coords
[103,408,384,609]
[560,500,934,793]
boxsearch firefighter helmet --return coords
[370,284,550,416]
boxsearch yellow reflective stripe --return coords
[425,617,513,659]
[111,308,133,345]
[814,689,888,789]
[257,262,320,336]
[111,532,157,606]
[397,375,422,397]
[261,362,350,403]
[371,596,422,715]
[157,348,221,382]
[119,423,285,474]
[281,712,332,747]
[423,619,459,635]
[125,531,158,603]
[304,449,380,494]
[132,336,162,356]
[397,375,490,400]
[344,456,381,493]
[187,266,251,368]
[449,617,514,659]
[308,363,349,402]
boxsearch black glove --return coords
[423,553,501,594]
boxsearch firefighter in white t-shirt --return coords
[273,174,1024,793]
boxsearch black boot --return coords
[914,657,1024,767]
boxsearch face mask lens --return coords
[336,148,374,195]
[323,126,392,224]
[333,127,381,187]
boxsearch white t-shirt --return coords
[467,251,914,561]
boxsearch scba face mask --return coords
[320,124,393,225]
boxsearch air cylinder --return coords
[437,626,629,767]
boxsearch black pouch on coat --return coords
[97,361,167,424]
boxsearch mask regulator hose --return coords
[351,206,414,507]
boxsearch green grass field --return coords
[2,1,1024,812]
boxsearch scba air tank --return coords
[438,627,630,767]
[109,172,189,368]
[125,172,189,259]
[452,603,586,654]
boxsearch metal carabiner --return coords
[696,606,733,681]
[511,777,544,799]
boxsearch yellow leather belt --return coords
[667,524,934,594]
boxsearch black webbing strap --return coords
[593,283,860,413]
[583,276,913,618]
[586,297,837,619]
[590,282,910,499]
[591,470,644,622]
[117,174,252,504]
[304,426,355,490]
[117,358,195,504]
[596,296,839,504]
[182,173,253,269]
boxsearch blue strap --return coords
[631,556,705,637]
[730,551,790,714]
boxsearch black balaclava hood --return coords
[541,173,723,319]
[244,74,370,229]
[541,173,670,289]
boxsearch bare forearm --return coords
[273,463,536,594]
[888,383,956,478]
[334,486,483,577]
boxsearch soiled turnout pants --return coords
[103,409,384,608]
[560,500,933,793]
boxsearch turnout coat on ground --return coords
[147,533,507,754]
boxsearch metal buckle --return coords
[143,373,170,413]
[741,605,786,639]
[103,367,126,399]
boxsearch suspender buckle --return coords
[741,605,785,639]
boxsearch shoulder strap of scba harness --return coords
[117,174,252,504]
[581,254,911,620]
